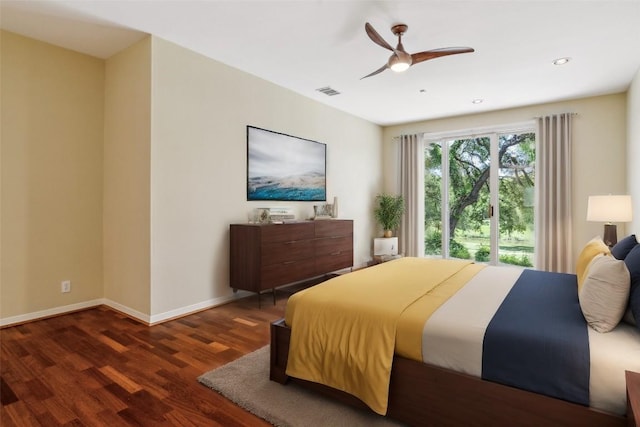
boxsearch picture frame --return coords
[313,204,333,219]
[255,208,271,224]
[247,126,326,202]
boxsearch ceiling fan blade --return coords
[411,47,475,65]
[365,22,394,52]
[361,64,388,80]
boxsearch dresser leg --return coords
[272,288,276,305]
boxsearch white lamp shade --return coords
[586,195,633,222]
[390,61,410,72]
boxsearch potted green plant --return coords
[374,193,405,237]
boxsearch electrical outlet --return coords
[61,280,71,293]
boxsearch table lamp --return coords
[586,195,633,247]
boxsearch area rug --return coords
[198,346,404,427]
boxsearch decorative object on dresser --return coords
[586,195,633,246]
[267,207,296,223]
[373,193,405,237]
[229,220,353,307]
[313,197,339,219]
[254,208,270,224]
[313,204,333,219]
[249,207,296,224]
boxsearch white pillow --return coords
[578,254,630,333]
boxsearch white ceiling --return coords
[2,0,639,126]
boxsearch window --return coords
[424,124,536,267]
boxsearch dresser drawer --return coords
[262,240,314,266]
[316,250,353,275]
[314,220,353,238]
[261,222,314,243]
[261,258,316,288]
[315,235,352,256]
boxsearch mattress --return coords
[419,265,640,415]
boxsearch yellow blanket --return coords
[285,257,480,415]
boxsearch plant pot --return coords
[383,230,393,238]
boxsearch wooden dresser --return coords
[230,220,353,305]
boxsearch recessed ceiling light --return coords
[553,57,571,65]
[472,98,483,104]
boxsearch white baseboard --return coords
[101,298,151,324]
[0,299,104,327]
[146,290,252,325]
[1,291,254,328]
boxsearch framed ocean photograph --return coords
[247,126,326,201]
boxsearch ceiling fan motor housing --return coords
[388,51,412,70]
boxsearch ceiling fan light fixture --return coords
[388,54,411,72]
[390,61,410,72]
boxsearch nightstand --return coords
[374,237,398,256]
[628,370,640,427]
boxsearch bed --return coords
[270,256,640,426]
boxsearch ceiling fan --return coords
[362,22,475,79]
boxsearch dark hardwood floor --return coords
[1,291,290,426]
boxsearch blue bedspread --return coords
[481,269,590,405]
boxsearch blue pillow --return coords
[611,234,638,260]
[624,244,640,332]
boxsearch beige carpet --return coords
[198,346,404,427]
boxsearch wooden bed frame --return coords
[270,319,627,427]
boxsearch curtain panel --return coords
[535,113,573,273]
[399,134,425,257]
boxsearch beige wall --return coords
[1,31,104,320]
[103,37,152,317]
[382,93,628,266]
[1,28,633,324]
[149,37,382,319]
[0,32,382,324]
[628,67,640,235]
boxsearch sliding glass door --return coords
[424,131,536,267]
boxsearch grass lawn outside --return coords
[456,227,535,267]
[424,224,535,267]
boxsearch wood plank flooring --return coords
[1,292,290,426]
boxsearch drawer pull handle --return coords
[283,261,296,265]
[330,251,342,256]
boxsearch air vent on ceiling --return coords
[316,86,341,96]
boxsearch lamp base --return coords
[603,223,618,248]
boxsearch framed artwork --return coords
[247,126,326,201]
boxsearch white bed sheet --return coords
[421,265,640,415]
[588,322,640,414]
